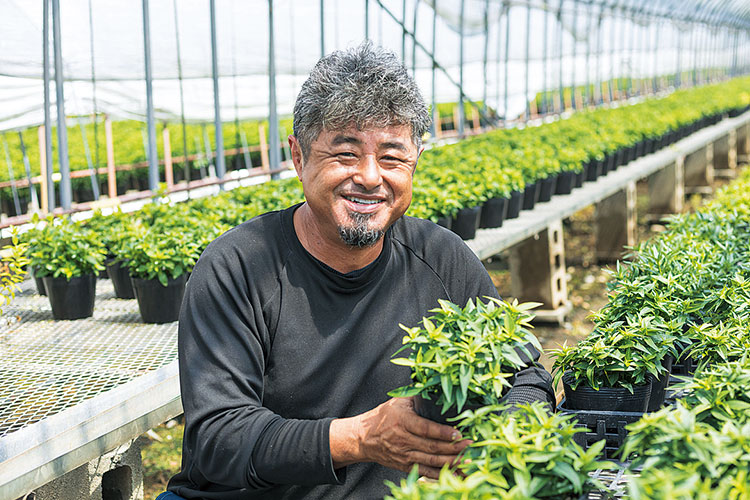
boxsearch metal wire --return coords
[0,278,178,439]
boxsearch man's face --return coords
[290,124,420,248]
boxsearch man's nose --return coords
[352,154,383,190]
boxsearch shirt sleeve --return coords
[177,240,343,490]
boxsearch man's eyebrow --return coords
[331,135,362,146]
[379,141,409,152]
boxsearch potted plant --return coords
[551,314,676,412]
[124,228,203,324]
[389,297,542,424]
[29,218,107,320]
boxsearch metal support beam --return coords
[42,0,55,210]
[142,0,159,193]
[524,2,531,119]
[430,0,437,137]
[458,0,465,135]
[503,0,510,124]
[365,0,369,39]
[482,0,489,110]
[542,0,549,114]
[557,0,564,111]
[320,0,325,58]
[571,0,579,109]
[209,0,226,184]
[268,0,281,179]
[52,0,71,209]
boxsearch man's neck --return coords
[293,204,385,274]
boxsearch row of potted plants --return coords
[409,76,750,239]
[24,209,224,323]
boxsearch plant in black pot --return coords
[551,314,676,413]
[105,223,144,300]
[125,228,202,324]
[29,218,107,320]
[388,297,543,425]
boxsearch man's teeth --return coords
[346,196,382,205]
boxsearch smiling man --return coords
[165,43,554,500]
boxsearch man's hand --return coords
[329,397,471,479]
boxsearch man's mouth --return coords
[343,195,384,206]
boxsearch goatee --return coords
[338,211,384,247]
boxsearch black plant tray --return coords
[557,401,644,460]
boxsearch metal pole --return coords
[142,0,159,193]
[18,133,40,211]
[524,1,531,119]
[652,21,659,92]
[495,1,502,119]
[77,118,100,199]
[52,0,71,209]
[675,20,681,87]
[542,0,549,114]
[571,0,578,110]
[320,0,325,58]
[2,136,22,215]
[595,6,603,104]
[584,6,592,107]
[209,0,226,183]
[365,0,369,39]
[626,8,635,95]
[430,0,437,137]
[691,24,697,86]
[402,0,407,61]
[482,0,489,110]
[557,0,564,111]
[268,0,281,179]
[412,0,419,75]
[42,0,55,210]
[173,0,191,193]
[458,0,465,135]
[504,0,510,125]
[609,5,616,101]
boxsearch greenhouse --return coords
[0,0,749,499]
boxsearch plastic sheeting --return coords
[0,0,748,131]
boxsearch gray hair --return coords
[293,41,431,158]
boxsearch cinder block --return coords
[648,157,684,219]
[30,438,144,500]
[595,182,636,263]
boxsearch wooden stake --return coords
[163,126,173,190]
[37,125,48,214]
[259,124,270,172]
[471,107,481,131]
[105,117,117,199]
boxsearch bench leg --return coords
[684,144,714,195]
[647,157,684,220]
[595,181,636,263]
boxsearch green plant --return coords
[621,403,750,499]
[27,217,107,280]
[551,313,676,392]
[125,228,202,286]
[0,226,30,314]
[385,402,614,500]
[389,298,542,413]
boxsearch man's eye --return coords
[337,152,356,158]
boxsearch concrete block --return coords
[29,439,144,500]
[595,181,636,263]
[509,219,568,311]
[648,157,684,219]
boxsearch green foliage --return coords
[124,228,202,286]
[389,298,542,413]
[25,216,107,280]
[622,403,750,499]
[386,402,614,500]
[0,226,29,315]
[551,313,677,392]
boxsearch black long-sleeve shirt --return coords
[168,204,555,499]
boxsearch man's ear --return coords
[289,135,304,178]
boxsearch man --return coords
[166,42,554,499]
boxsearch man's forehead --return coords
[316,124,414,147]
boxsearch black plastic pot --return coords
[435,216,452,230]
[43,274,97,320]
[555,170,575,195]
[562,372,652,412]
[522,182,539,210]
[605,153,616,173]
[34,273,47,296]
[586,160,602,181]
[574,169,585,188]
[647,355,674,412]
[479,197,508,229]
[506,190,522,219]
[106,259,135,299]
[450,206,482,240]
[538,175,557,202]
[132,274,188,324]
[414,394,490,426]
